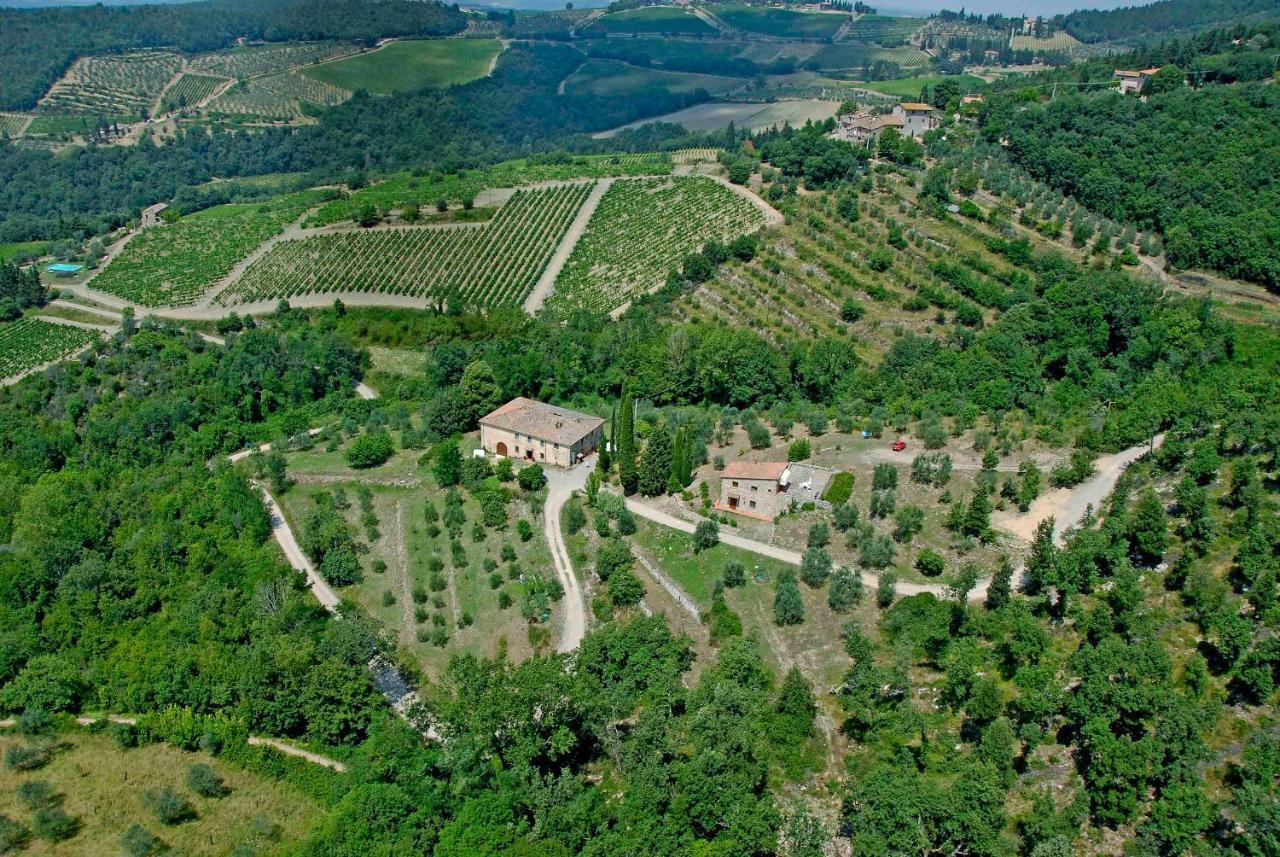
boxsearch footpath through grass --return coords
[301,39,503,94]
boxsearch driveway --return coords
[542,458,595,652]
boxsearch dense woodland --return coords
[983,82,1280,291]
[1059,0,1280,44]
[0,0,467,111]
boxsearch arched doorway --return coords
[495,441,508,457]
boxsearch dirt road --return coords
[543,459,595,652]
[523,178,612,314]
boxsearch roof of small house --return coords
[142,202,169,215]
[721,460,789,481]
[899,101,934,112]
[480,397,604,446]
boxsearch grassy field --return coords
[301,39,502,94]
[0,730,321,856]
[270,433,560,678]
[563,60,749,99]
[717,5,847,40]
[90,189,334,308]
[548,176,766,315]
[0,241,45,263]
[594,6,717,35]
[857,72,984,97]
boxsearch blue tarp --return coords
[45,263,84,273]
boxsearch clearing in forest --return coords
[0,731,322,856]
[547,176,766,315]
[89,189,337,308]
[300,38,503,93]
[218,182,593,309]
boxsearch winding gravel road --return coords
[543,459,595,652]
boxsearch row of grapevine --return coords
[205,71,350,120]
[161,73,229,113]
[216,183,594,308]
[548,176,765,315]
[190,42,358,80]
[0,318,98,380]
[39,53,181,117]
[0,113,31,137]
[304,154,671,228]
[90,190,335,307]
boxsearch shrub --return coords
[121,824,167,857]
[145,786,195,825]
[788,439,811,461]
[187,763,228,798]
[807,522,830,549]
[517,520,534,542]
[4,744,50,772]
[517,464,546,492]
[876,570,898,608]
[563,498,587,534]
[722,560,746,588]
[823,472,854,504]
[344,432,395,469]
[773,571,805,626]
[608,569,645,607]
[0,815,30,853]
[17,780,57,810]
[693,519,720,553]
[32,807,76,842]
[800,547,832,587]
[915,549,945,577]
[828,567,863,612]
[498,591,513,609]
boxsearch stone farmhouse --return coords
[1113,67,1160,94]
[140,202,169,228]
[479,397,604,468]
[894,102,939,138]
[715,460,792,521]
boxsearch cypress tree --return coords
[985,555,1014,611]
[670,425,691,491]
[638,425,674,497]
[617,388,638,494]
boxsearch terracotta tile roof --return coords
[899,102,934,112]
[721,460,789,481]
[480,397,604,446]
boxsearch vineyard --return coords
[547,176,765,315]
[1009,31,1084,51]
[189,42,358,80]
[299,38,502,94]
[841,14,921,46]
[716,5,846,40]
[0,113,30,136]
[39,53,181,117]
[90,190,335,308]
[811,42,930,70]
[594,6,717,35]
[161,73,228,112]
[304,154,671,227]
[0,318,98,380]
[204,71,350,120]
[217,182,593,308]
[564,61,748,99]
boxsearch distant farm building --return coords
[716,460,791,521]
[140,202,169,228]
[1113,67,1160,94]
[480,397,604,467]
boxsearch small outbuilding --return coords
[716,459,791,521]
[479,397,604,468]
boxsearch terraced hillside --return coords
[90,189,336,308]
[160,72,228,112]
[548,176,766,315]
[204,71,350,120]
[189,41,358,79]
[217,182,594,308]
[39,52,181,118]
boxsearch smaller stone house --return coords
[716,460,791,521]
[1113,67,1160,94]
[479,397,604,468]
[140,202,169,228]
[834,111,904,146]
[892,102,939,138]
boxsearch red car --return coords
[891,440,907,452]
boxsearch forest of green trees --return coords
[1059,0,1280,43]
